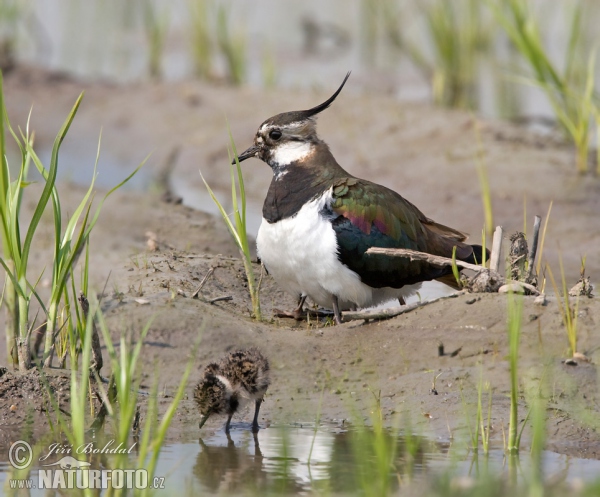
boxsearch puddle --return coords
[1,426,599,495]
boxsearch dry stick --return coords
[78,293,103,376]
[343,292,466,322]
[192,267,215,299]
[366,247,483,272]
[490,226,504,273]
[366,246,540,297]
[209,296,233,304]
[526,215,542,283]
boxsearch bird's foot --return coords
[251,422,260,433]
[273,308,309,321]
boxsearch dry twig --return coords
[192,267,215,299]
[366,248,483,272]
[342,292,465,322]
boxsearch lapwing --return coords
[195,348,270,433]
[235,73,486,324]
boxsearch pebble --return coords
[498,283,525,294]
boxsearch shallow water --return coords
[2,425,599,495]
[158,426,600,495]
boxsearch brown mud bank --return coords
[0,66,598,460]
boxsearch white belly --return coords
[256,189,419,310]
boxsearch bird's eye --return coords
[269,129,282,140]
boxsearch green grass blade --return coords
[227,123,246,224]
[19,93,84,279]
[0,71,8,253]
[200,171,242,247]
[0,257,27,299]
[564,3,583,82]
[53,203,93,302]
[451,246,461,287]
[26,268,46,310]
[146,343,197,479]
[27,145,62,271]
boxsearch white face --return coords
[256,121,317,178]
[270,141,314,168]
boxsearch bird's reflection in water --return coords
[193,428,306,494]
[194,432,261,493]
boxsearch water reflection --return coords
[193,427,336,493]
[1,426,600,495]
[194,433,265,494]
[191,425,437,494]
[184,425,600,495]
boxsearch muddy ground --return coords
[0,66,599,460]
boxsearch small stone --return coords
[573,352,590,362]
[498,283,525,294]
[534,294,547,306]
[10,405,17,412]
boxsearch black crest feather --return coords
[300,71,351,119]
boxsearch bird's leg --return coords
[398,296,406,306]
[293,295,307,319]
[224,412,234,434]
[332,296,343,325]
[251,398,263,433]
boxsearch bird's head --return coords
[235,72,351,177]
[195,364,232,429]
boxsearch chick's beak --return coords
[233,144,260,165]
[198,413,211,429]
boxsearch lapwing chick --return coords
[234,72,487,324]
[195,348,270,433]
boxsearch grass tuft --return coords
[489,0,598,174]
[201,127,261,320]
[547,254,580,357]
[0,70,143,371]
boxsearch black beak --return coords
[198,413,211,430]
[233,144,260,165]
